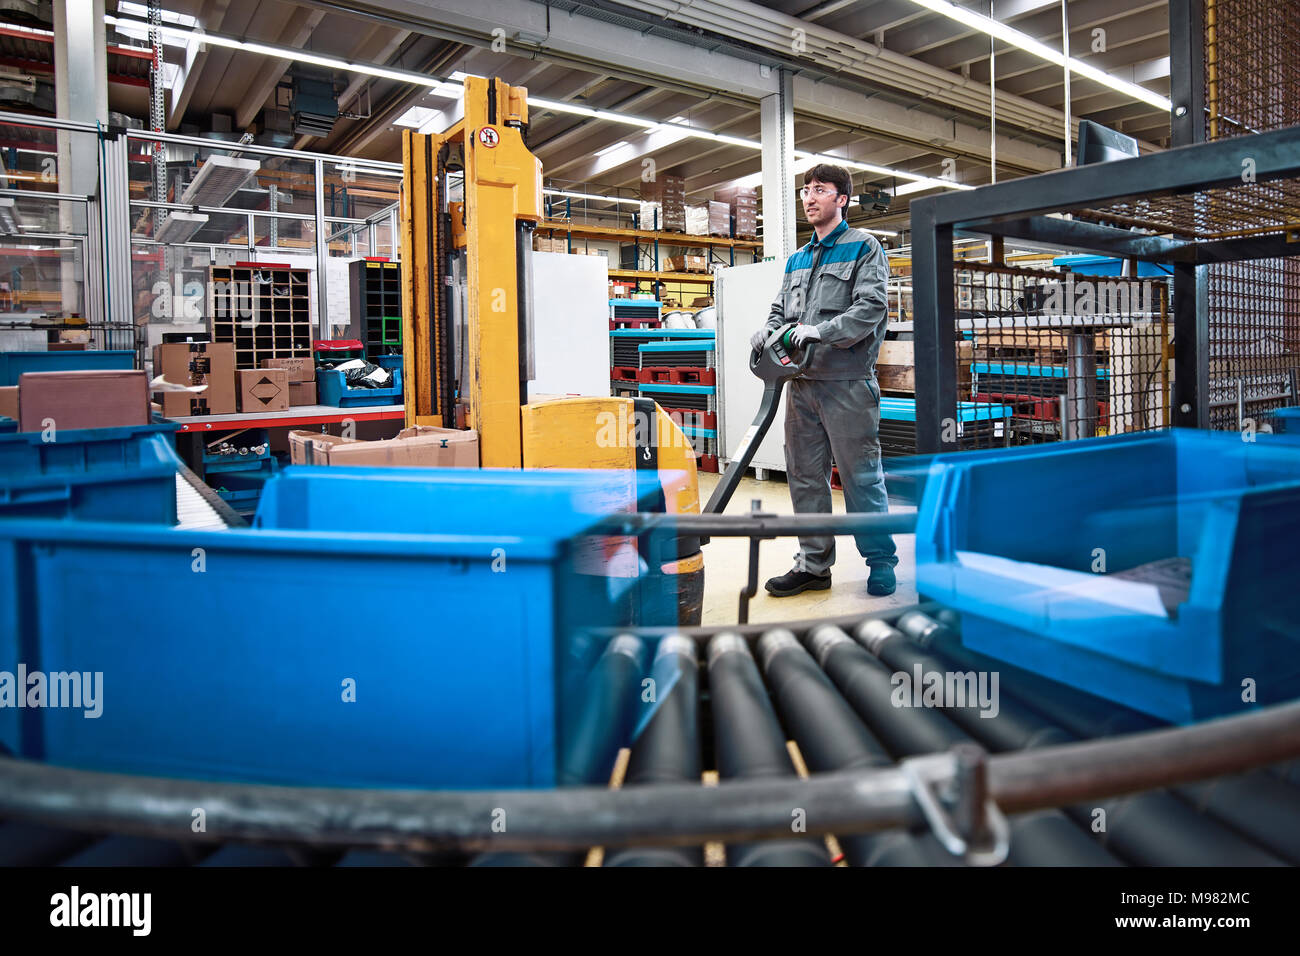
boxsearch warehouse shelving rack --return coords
[535,219,760,292]
[348,258,402,357]
[208,263,313,369]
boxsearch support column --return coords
[1173,263,1209,429]
[911,201,956,454]
[760,67,796,262]
[1168,0,1207,147]
[52,0,108,315]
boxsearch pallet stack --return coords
[609,298,662,330]
[640,175,685,233]
[638,332,718,472]
[714,185,758,240]
[609,327,719,472]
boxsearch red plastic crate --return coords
[637,366,716,386]
[698,453,719,473]
[976,391,1110,428]
[662,408,717,430]
[609,317,662,330]
[611,366,640,382]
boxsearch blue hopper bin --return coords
[915,429,1300,723]
[318,366,402,407]
[0,422,180,524]
[0,466,684,789]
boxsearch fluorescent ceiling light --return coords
[894,180,949,197]
[864,228,898,236]
[594,140,630,157]
[544,188,641,207]
[906,0,1172,111]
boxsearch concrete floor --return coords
[696,470,917,627]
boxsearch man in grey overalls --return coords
[750,163,898,597]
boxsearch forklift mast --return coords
[400,76,542,468]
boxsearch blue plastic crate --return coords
[210,464,277,507]
[1052,254,1174,278]
[373,354,403,372]
[915,429,1300,723]
[1274,407,1300,433]
[0,349,135,386]
[0,468,673,789]
[0,417,14,434]
[0,422,179,524]
[318,367,402,407]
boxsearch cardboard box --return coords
[289,381,317,406]
[289,425,479,468]
[237,368,290,412]
[665,255,707,273]
[261,356,315,383]
[18,369,150,431]
[153,391,215,418]
[153,341,236,414]
[714,185,757,204]
[0,385,17,420]
[708,200,731,237]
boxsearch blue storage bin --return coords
[915,429,1300,723]
[0,417,15,434]
[0,468,674,789]
[1273,406,1300,433]
[0,349,135,386]
[0,422,179,524]
[318,366,402,407]
[209,458,278,508]
[1051,254,1173,278]
[373,354,403,372]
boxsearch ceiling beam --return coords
[167,0,232,129]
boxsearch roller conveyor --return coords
[4,601,1299,868]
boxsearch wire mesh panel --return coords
[951,265,1171,451]
[1206,0,1300,141]
[1204,0,1300,430]
[1206,257,1300,430]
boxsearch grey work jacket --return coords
[764,219,890,380]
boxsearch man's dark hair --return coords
[803,164,853,216]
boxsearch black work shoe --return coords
[867,564,897,597]
[765,568,831,597]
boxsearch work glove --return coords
[750,329,769,352]
[791,324,821,347]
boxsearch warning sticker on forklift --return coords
[478,127,499,148]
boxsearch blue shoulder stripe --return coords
[819,240,867,267]
[785,248,815,273]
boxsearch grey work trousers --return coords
[782,376,898,575]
